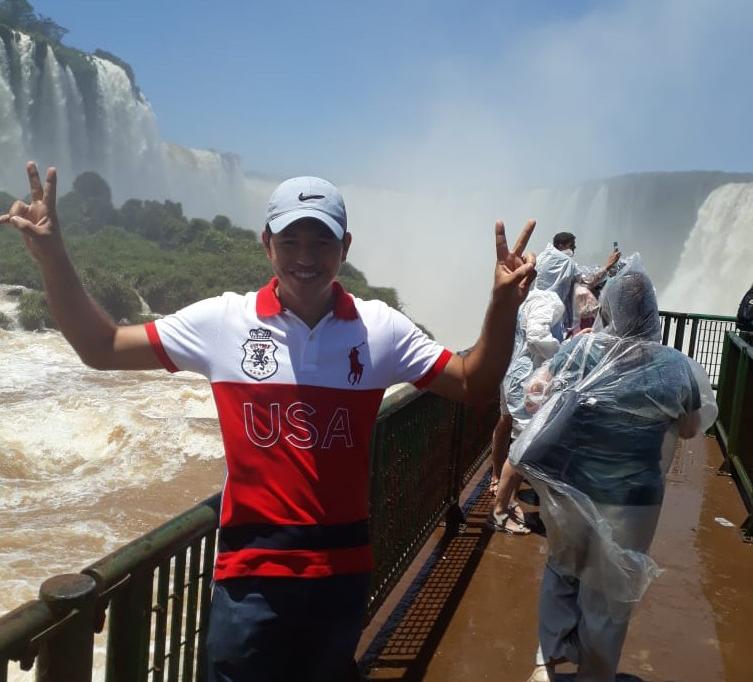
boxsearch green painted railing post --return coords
[35,574,97,682]
[687,318,699,358]
[714,335,732,473]
[727,348,749,457]
[716,334,738,432]
[444,401,466,533]
[104,569,153,682]
[714,332,753,540]
[673,313,687,351]
[661,313,672,346]
[734,349,753,541]
[195,531,216,680]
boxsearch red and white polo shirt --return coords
[145,278,451,580]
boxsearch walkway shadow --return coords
[359,475,495,680]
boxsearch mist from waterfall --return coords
[344,172,752,348]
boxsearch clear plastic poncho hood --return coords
[510,256,718,612]
[593,255,662,342]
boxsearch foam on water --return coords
[0,285,28,327]
[0,329,222,503]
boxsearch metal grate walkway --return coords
[359,434,753,682]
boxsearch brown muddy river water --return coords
[0,297,229,679]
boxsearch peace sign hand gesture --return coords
[0,162,62,262]
[493,218,537,306]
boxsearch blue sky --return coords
[31,0,753,189]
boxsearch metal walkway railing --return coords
[658,310,737,388]
[715,331,753,540]
[0,384,496,682]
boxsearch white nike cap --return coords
[265,176,347,239]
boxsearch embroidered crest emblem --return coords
[242,328,279,381]
[348,343,365,385]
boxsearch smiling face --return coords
[262,217,352,323]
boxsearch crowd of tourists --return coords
[1,162,718,681]
[485,232,717,681]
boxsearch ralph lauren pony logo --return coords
[348,343,365,385]
[242,328,279,381]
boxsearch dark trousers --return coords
[205,573,370,682]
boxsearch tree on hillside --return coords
[32,13,66,41]
[73,171,112,203]
[57,171,116,234]
[212,215,232,232]
[118,199,189,248]
[0,0,34,27]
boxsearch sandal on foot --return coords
[508,502,526,524]
[487,509,531,535]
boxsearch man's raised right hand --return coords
[0,162,62,262]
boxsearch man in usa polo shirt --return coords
[2,163,537,682]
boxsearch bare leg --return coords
[490,413,513,493]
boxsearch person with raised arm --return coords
[488,230,620,531]
[2,162,537,682]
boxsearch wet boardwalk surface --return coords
[358,434,753,681]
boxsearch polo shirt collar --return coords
[256,277,358,321]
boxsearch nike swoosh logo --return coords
[298,193,326,201]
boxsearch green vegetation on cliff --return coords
[17,289,54,330]
[0,0,67,42]
[0,173,417,333]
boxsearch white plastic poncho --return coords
[510,255,717,609]
[536,243,581,320]
[502,244,576,436]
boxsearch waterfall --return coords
[15,32,37,151]
[91,56,162,197]
[660,183,753,316]
[0,29,268,226]
[63,63,88,172]
[37,48,74,181]
[0,39,25,188]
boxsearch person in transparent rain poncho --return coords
[487,238,620,531]
[510,256,717,682]
[486,246,569,531]
[488,242,613,533]
[545,232,622,332]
